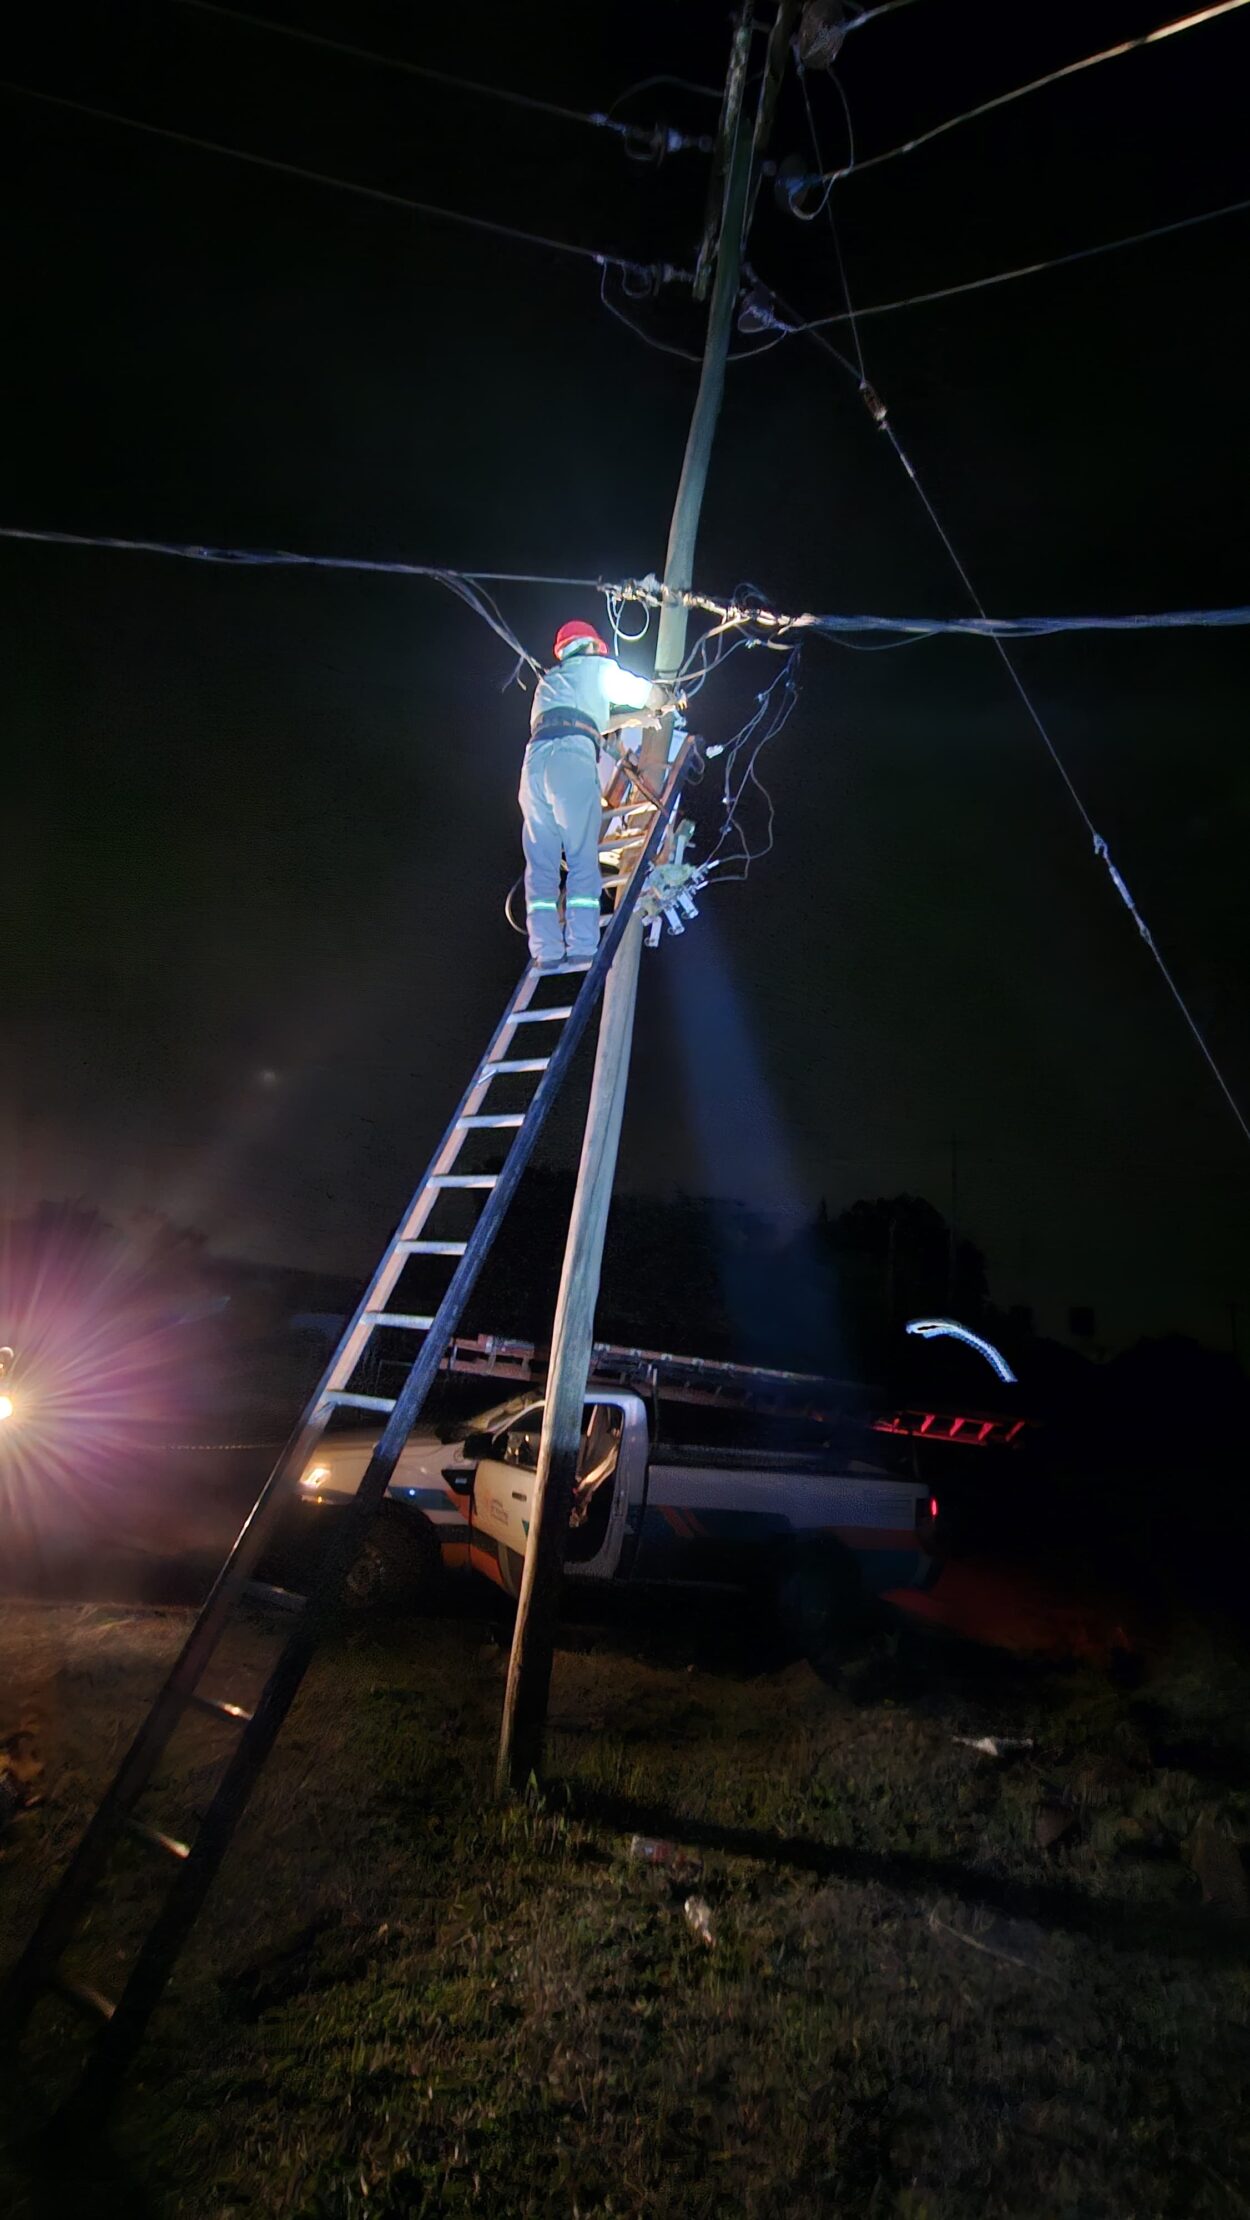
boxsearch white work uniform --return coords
[519,653,653,964]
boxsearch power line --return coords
[795,63,866,377]
[845,0,928,24]
[785,193,1250,329]
[0,525,613,589]
[169,0,712,158]
[0,79,683,286]
[779,315,1250,1153]
[805,606,1250,637]
[5,525,1249,638]
[785,0,1250,192]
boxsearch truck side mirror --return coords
[460,1431,494,1462]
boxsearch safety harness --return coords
[528,708,603,755]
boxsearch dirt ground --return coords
[1,1589,1249,2219]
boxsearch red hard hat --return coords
[553,619,609,660]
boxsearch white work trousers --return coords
[518,733,602,963]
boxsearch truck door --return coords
[469,1400,624,1599]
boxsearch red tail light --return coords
[928,1496,939,1523]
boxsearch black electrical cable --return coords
[6,528,1249,641]
[0,79,670,284]
[782,302,1250,1151]
[169,0,710,154]
[783,195,1250,331]
[788,0,1250,191]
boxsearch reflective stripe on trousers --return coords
[518,732,602,962]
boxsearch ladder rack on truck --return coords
[428,1332,865,1413]
[430,1334,1029,1445]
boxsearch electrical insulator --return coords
[798,1,846,69]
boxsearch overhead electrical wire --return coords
[3,525,1249,639]
[0,79,682,286]
[844,0,928,25]
[769,263,1250,1151]
[784,193,1250,330]
[168,0,712,157]
[795,62,866,378]
[802,606,1250,637]
[786,0,1250,191]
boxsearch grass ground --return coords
[2,1591,1249,2218]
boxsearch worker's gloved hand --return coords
[646,680,676,714]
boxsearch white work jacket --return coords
[529,655,653,739]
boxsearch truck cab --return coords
[464,1392,639,1597]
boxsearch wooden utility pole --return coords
[497,2,797,1796]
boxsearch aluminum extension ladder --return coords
[2,748,689,2117]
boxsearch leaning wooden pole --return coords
[497,2,795,1796]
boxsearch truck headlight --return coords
[0,1395,13,1423]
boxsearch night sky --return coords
[3,0,1248,1352]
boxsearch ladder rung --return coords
[481,1059,550,1074]
[125,1816,191,1862]
[511,1005,574,1024]
[241,1579,308,1612]
[397,1239,470,1255]
[51,1975,115,2025]
[326,1392,396,1412]
[364,1311,435,1330]
[430,1174,498,1189]
[455,1114,524,1130]
[185,1692,253,1727]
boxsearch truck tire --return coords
[342,1510,441,1611]
[776,1538,869,1683]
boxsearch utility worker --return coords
[520,619,663,971]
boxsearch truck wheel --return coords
[343,1512,441,1611]
[776,1539,868,1683]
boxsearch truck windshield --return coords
[434,1394,534,1445]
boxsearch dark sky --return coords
[3,0,1248,1352]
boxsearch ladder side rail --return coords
[322,965,545,1374]
[3,747,690,2046]
[4,970,556,2011]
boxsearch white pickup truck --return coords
[288,1382,939,1648]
